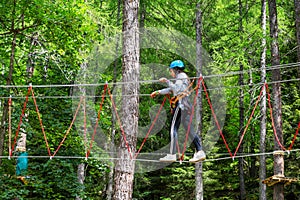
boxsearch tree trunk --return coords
[106,1,121,199]
[76,163,85,200]
[268,0,284,199]
[112,0,140,199]
[238,0,246,199]
[259,0,267,199]
[195,3,203,200]
[295,0,300,89]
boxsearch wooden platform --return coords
[262,175,298,187]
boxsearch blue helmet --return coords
[169,60,185,70]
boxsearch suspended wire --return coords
[0,62,299,90]
[2,149,300,163]
[0,78,299,99]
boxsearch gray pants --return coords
[169,102,202,154]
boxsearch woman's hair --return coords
[172,67,184,75]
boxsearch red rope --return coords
[31,87,52,157]
[180,76,202,161]
[265,83,286,151]
[52,96,83,158]
[134,97,167,159]
[202,79,233,158]
[107,85,133,159]
[288,122,300,150]
[86,84,107,158]
[233,84,265,158]
[83,97,88,159]
[11,87,31,155]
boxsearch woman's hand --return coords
[150,91,159,98]
[159,78,168,83]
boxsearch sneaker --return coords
[189,150,206,163]
[159,154,176,162]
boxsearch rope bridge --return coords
[6,77,300,162]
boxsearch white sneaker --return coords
[159,154,176,162]
[189,150,206,163]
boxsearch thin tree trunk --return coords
[259,0,267,199]
[268,0,284,199]
[0,31,17,165]
[238,0,246,199]
[112,0,140,199]
[106,1,121,199]
[195,3,203,200]
[294,0,300,89]
[75,163,85,200]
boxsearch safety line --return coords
[0,62,299,89]
[31,87,52,156]
[51,96,83,158]
[265,84,287,151]
[10,87,31,156]
[134,96,167,159]
[86,84,108,158]
[288,122,300,150]
[1,78,299,100]
[233,83,265,157]
[107,85,133,159]
[201,78,233,157]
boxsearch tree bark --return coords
[112,0,140,199]
[259,1,267,199]
[195,3,203,200]
[75,163,85,200]
[238,0,246,199]
[259,0,267,200]
[268,0,284,199]
[106,1,121,199]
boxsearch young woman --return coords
[151,60,206,163]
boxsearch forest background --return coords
[0,0,299,199]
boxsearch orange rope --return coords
[134,96,167,159]
[86,84,108,158]
[265,83,287,151]
[107,85,133,159]
[31,87,52,156]
[233,84,265,157]
[11,87,31,155]
[288,122,300,150]
[52,96,83,158]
